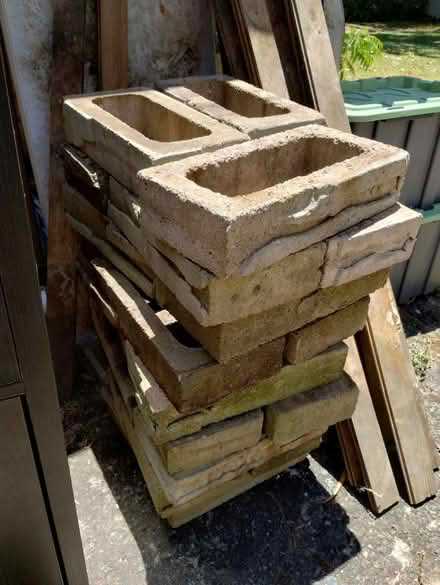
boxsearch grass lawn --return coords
[345,22,440,80]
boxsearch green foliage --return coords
[340,28,383,79]
[343,0,428,22]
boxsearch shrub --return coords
[340,28,383,79]
[343,0,428,22]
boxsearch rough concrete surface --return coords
[137,125,408,276]
[65,293,440,585]
[63,88,247,195]
[157,75,325,138]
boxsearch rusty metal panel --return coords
[0,279,19,385]
[0,397,63,585]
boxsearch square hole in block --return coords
[182,79,290,118]
[93,94,211,142]
[187,135,364,197]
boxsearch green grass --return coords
[345,22,440,80]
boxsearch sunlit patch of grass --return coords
[345,23,440,80]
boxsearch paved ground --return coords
[65,293,440,585]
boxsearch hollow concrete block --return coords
[136,124,409,277]
[63,88,248,194]
[157,75,325,137]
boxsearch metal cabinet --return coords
[0,41,88,585]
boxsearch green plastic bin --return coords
[342,76,440,303]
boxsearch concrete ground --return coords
[65,293,440,585]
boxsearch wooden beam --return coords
[337,337,399,514]
[98,0,128,90]
[273,0,435,506]
[47,0,86,400]
[283,0,350,131]
[232,0,289,97]
[357,282,436,504]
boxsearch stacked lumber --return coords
[62,77,421,526]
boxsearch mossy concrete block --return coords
[160,410,264,475]
[126,341,348,445]
[265,373,359,445]
[285,297,370,364]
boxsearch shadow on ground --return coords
[64,372,360,585]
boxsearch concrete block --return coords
[108,194,326,325]
[95,333,324,512]
[285,297,370,364]
[125,340,347,445]
[63,88,248,194]
[91,260,285,412]
[136,124,408,276]
[106,370,320,526]
[155,270,389,363]
[157,75,325,138]
[265,373,359,445]
[160,410,264,475]
[321,204,423,287]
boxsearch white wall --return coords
[0,0,214,228]
[0,0,53,225]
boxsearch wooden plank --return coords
[233,0,289,97]
[357,282,436,504]
[265,0,311,105]
[284,0,350,132]
[338,337,399,514]
[0,40,89,585]
[97,0,128,90]
[46,0,85,400]
[214,0,250,80]
[278,1,435,505]
[0,398,63,584]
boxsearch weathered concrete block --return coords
[265,373,358,445]
[63,88,248,194]
[108,193,326,325]
[91,260,285,412]
[67,212,155,300]
[155,270,388,363]
[321,204,422,288]
[100,361,321,526]
[125,340,347,444]
[285,297,370,364]
[136,124,408,276]
[157,75,325,138]
[160,409,264,475]
[93,317,324,510]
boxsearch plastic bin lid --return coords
[341,76,440,122]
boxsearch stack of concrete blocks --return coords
[63,76,421,527]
